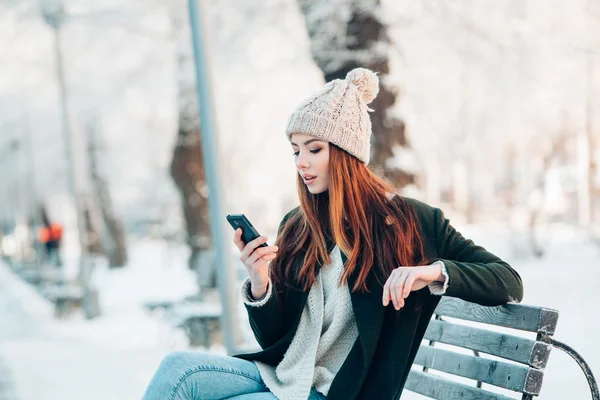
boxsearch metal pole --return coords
[8,181,19,260]
[14,132,26,263]
[2,141,21,264]
[584,14,595,226]
[22,113,41,266]
[187,0,241,354]
[47,10,99,318]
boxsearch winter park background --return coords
[1,0,600,399]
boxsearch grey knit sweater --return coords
[241,246,448,400]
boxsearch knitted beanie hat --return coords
[286,68,380,165]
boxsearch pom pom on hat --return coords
[345,68,379,104]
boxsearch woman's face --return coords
[290,132,330,194]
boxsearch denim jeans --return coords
[142,351,327,400]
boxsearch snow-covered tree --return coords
[86,117,128,267]
[297,0,418,189]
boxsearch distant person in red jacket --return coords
[39,215,63,267]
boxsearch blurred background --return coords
[0,0,599,399]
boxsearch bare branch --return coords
[569,42,600,56]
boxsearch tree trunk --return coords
[86,119,128,267]
[297,0,416,188]
[170,2,214,288]
[579,46,595,227]
[451,159,472,223]
[170,131,213,280]
[81,196,103,256]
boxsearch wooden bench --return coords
[406,297,599,400]
[40,284,85,318]
[159,301,223,348]
[21,267,68,286]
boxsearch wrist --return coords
[428,261,446,283]
[436,260,447,282]
[250,280,269,299]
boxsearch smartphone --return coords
[226,214,268,249]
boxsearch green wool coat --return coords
[234,196,524,400]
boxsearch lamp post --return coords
[187,0,242,354]
[0,139,21,224]
[21,114,41,267]
[1,139,21,158]
[0,139,22,263]
[40,0,100,318]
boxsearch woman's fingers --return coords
[382,274,393,306]
[240,235,268,260]
[389,272,401,309]
[395,272,406,309]
[383,271,400,308]
[253,252,277,268]
[388,270,406,310]
[382,271,396,307]
[246,245,278,267]
[233,228,245,251]
[383,268,420,310]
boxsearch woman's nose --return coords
[296,152,310,169]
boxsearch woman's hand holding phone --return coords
[233,228,278,299]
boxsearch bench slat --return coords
[414,346,543,394]
[405,369,516,400]
[424,319,552,369]
[435,297,559,334]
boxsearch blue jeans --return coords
[142,351,327,400]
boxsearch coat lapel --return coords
[341,250,387,373]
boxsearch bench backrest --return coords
[405,297,559,400]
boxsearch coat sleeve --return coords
[432,207,524,306]
[242,207,297,349]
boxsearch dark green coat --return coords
[234,197,524,400]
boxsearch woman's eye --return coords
[292,149,321,156]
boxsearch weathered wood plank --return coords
[413,346,544,394]
[424,319,552,369]
[405,369,516,400]
[435,297,559,335]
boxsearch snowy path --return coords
[0,357,18,400]
[0,263,172,400]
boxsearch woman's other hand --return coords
[382,263,445,310]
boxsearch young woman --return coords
[143,68,524,400]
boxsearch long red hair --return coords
[270,144,428,295]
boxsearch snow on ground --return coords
[0,238,231,400]
[1,227,599,400]
[0,261,169,400]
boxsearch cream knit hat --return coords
[286,68,379,165]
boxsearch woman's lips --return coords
[303,176,317,185]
